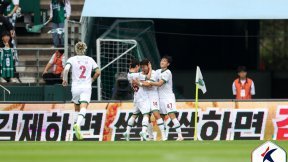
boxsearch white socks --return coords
[142,115,149,133]
[147,122,154,139]
[76,107,86,126]
[126,116,136,133]
[172,118,182,137]
[164,119,169,137]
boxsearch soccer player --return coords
[146,56,184,141]
[133,59,167,141]
[62,42,101,140]
[123,59,151,141]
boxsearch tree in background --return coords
[260,20,288,71]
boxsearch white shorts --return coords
[159,97,177,115]
[133,100,150,115]
[71,87,92,104]
[149,96,160,112]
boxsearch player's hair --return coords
[162,55,172,64]
[130,59,140,68]
[237,66,247,73]
[140,59,150,66]
[75,42,87,55]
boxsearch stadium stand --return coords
[16,0,84,83]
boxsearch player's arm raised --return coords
[62,63,71,86]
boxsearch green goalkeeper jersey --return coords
[0,48,14,78]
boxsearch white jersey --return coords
[156,69,175,99]
[127,72,148,102]
[141,70,159,98]
[66,55,98,89]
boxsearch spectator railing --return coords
[65,20,84,60]
[0,84,11,101]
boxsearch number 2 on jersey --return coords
[79,65,86,78]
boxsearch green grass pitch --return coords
[0,141,287,162]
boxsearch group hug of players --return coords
[62,42,183,141]
[123,56,183,141]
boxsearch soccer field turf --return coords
[0,141,287,162]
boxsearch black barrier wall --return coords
[0,71,271,101]
[174,70,271,99]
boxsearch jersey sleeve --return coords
[150,70,158,82]
[127,73,133,83]
[49,54,56,64]
[65,0,71,17]
[12,49,16,60]
[138,73,146,81]
[232,82,236,95]
[65,57,73,67]
[91,58,99,70]
[251,81,256,95]
[62,55,66,67]
[160,71,170,83]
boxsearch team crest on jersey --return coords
[251,141,287,162]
